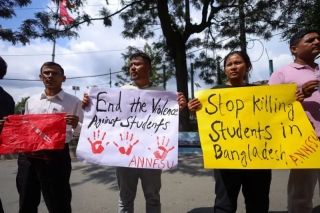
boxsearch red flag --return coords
[60,0,74,25]
[0,114,67,154]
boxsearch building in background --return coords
[251,80,268,85]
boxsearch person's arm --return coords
[177,92,187,111]
[81,93,90,110]
[8,97,15,115]
[72,99,83,136]
[1,97,16,133]
[188,98,202,117]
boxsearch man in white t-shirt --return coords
[82,52,186,213]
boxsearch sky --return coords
[1,0,318,103]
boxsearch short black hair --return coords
[0,56,7,79]
[40,62,64,75]
[290,29,319,47]
[223,50,252,72]
[129,52,152,66]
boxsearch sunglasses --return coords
[42,71,63,76]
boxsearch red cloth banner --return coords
[60,0,74,25]
[0,114,67,154]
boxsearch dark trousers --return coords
[0,198,4,213]
[16,144,72,213]
[214,169,271,213]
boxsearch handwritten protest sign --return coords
[196,84,320,169]
[76,88,179,170]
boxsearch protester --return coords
[0,56,14,213]
[82,52,187,213]
[188,50,273,213]
[269,29,320,213]
[16,62,83,213]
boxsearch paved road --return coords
[0,155,320,213]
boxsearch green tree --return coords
[14,97,29,114]
[213,0,280,50]
[277,0,320,41]
[193,0,281,85]
[1,0,32,44]
[194,54,228,85]
[1,0,127,44]
[117,0,243,131]
[115,43,174,87]
[2,0,291,131]
[2,0,238,131]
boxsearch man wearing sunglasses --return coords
[16,62,83,213]
[0,56,14,213]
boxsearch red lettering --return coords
[300,145,314,155]
[304,140,317,151]
[146,158,153,167]
[158,160,165,169]
[307,136,319,148]
[294,150,308,160]
[310,132,318,141]
[138,156,145,167]
[128,155,137,167]
[166,160,175,169]
[127,156,176,170]
[288,134,320,167]
[289,155,299,166]
[153,159,159,168]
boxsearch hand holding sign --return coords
[295,90,304,102]
[65,114,79,129]
[177,92,187,111]
[188,98,202,117]
[302,79,319,98]
[82,93,90,110]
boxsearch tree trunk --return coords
[156,0,191,131]
[172,41,191,131]
[239,0,248,83]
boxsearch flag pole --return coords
[52,1,60,62]
[52,24,57,62]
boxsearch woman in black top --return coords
[188,51,269,213]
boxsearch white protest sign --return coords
[76,87,179,170]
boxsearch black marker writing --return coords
[130,97,147,113]
[205,94,244,118]
[209,120,272,142]
[96,91,122,113]
[152,98,178,116]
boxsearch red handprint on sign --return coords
[149,136,175,160]
[113,132,139,156]
[87,130,109,154]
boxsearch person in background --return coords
[269,29,320,213]
[16,62,83,213]
[82,52,187,213]
[0,56,14,213]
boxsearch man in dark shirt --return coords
[0,56,15,213]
